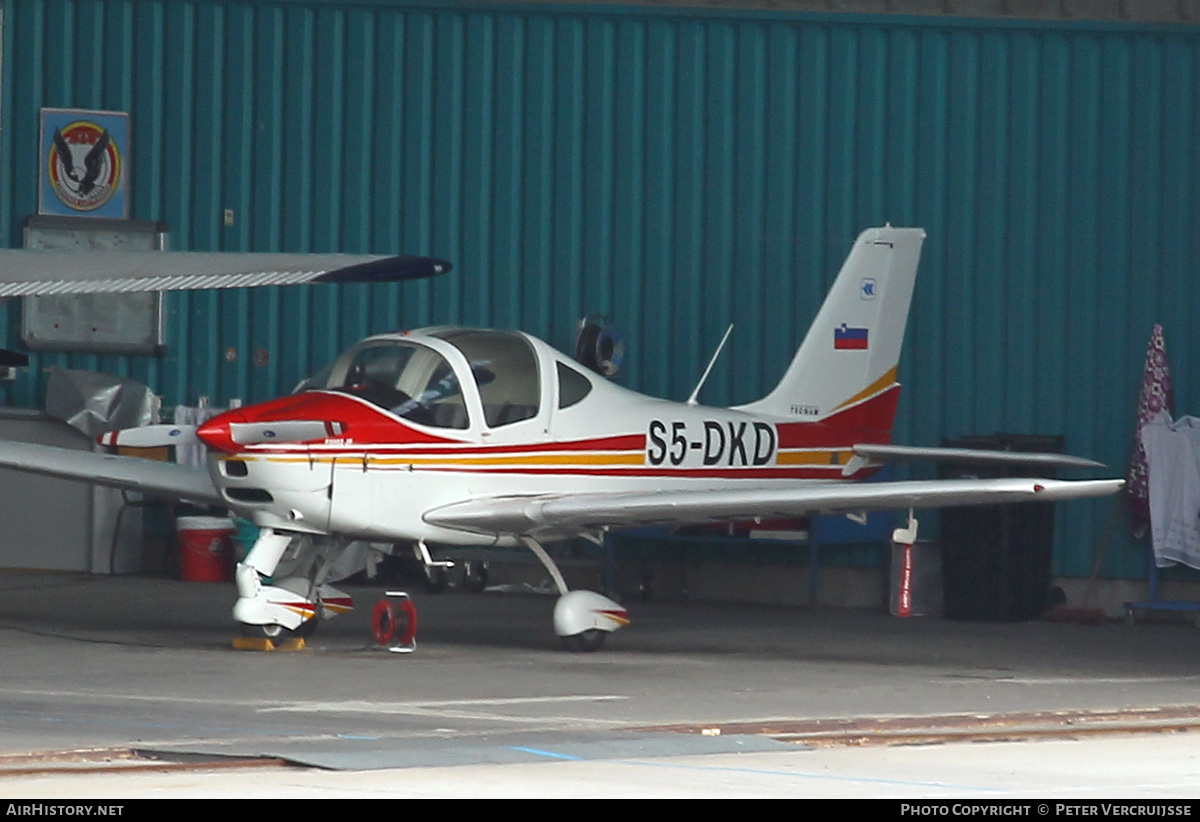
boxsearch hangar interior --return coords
[1,0,1198,618]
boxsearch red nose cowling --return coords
[195,408,246,453]
[194,392,458,453]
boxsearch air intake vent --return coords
[225,488,273,503]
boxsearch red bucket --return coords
[177,516,235,582]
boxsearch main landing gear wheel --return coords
[462,561,488,593]
[424,565,449,594]
[560,629,606,653]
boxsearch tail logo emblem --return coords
[860,278,877,299]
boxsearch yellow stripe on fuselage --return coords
[775,450,850,466]
[373,452,646,467]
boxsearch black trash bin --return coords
[939,434,1063,621]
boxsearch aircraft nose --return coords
[195,410,246,454]
[194,397,348,451]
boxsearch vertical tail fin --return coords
[735,226,925,433]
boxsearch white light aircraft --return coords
[0,228,1123,650]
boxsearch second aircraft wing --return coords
[0,252,450,296]
[0,441,220,504]
[423,477,1125,540]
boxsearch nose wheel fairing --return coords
[232,568,353,633]
[232,527,354,635]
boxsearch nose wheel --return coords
[560,628,606,653]
[240,618,318,641]
[241,622,287,640]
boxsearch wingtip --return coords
[315,255,453,284]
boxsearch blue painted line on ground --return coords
[501,740,995,791]
[507,746,584,761]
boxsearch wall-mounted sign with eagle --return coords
[39,109,130,219]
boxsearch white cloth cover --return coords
[174,405,223,466]
[1141,411,1200,569]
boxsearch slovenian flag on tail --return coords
[834,324,869,350]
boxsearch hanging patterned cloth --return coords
[1128,324,1173,537]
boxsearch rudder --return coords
[735,225,925,434]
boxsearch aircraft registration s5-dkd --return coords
[0,229,1123,650]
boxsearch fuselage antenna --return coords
[686,324,734,406]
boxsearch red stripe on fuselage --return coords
[218,384,897,483]
[776,385,899,449]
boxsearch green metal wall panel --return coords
[2,0,1199,580]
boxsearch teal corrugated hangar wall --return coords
[2,0,1198,579]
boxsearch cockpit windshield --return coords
[433,330,541,427]
[297,340,469,429]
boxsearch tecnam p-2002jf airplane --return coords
[0,228,1123,650]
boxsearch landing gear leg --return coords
[233,529,300,633]
[519,536,629,652]
[414,539,454,593]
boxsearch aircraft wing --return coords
[423,477,1125,539]
[0,252,449,296]
[0,441,220,504]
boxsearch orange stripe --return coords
[831,366,898,413]
[776,450,850,466]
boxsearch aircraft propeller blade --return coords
[98,425,198,448]
[227,419,345,446]
[100,419,343,452]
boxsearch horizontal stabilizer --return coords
[852,444,1106,471]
